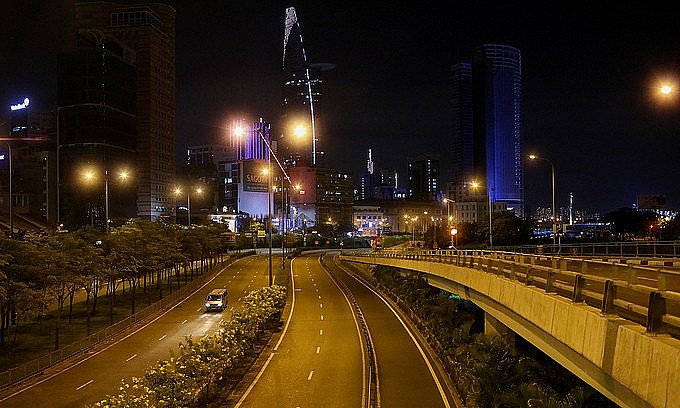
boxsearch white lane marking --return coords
[158,334,167,341]
[320,303,323,308]
[295,288,302,292]
[316,347,320,354]
[196,308,202,312]
[125,354,137,362]
[308,370,314,380]
[181,319,188,325]
[0,259,247,402]
[320,329,323,335]
[320,315,324,320]
[75,379,94,390]
[318,295,322,299]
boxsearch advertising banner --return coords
[242,159,269,192]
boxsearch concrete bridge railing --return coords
[340,249,680,408]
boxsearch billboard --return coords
[638,194,666,210]
[242,159,269,192]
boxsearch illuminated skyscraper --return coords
[451,44,523,215]
[281,6,333,167]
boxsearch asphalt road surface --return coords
[0,254,271,408]
[233,251,366,407]
[325,253,455,407]
[233,251,456,408]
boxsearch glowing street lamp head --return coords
[529,154,538,160]
[293,124,306,138]
[233,125,245,138]
[661,84,673,95]
[196,188,203,194]
[174,187,182,195]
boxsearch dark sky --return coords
[2,1,680,214]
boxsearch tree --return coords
[603,207,658,239]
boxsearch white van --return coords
[205,288,228,312]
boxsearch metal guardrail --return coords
[496,240,680,258]
[0,252,247,390]
[346,249,680,340]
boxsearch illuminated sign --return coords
[0,154,4,160]
[242,159,269,192]
[10,97,30,111]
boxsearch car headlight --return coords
[205,302,210,307]
[217,301,223,306]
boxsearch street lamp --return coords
[174,186,202,227]
[84,169,129,233]
[443,198,456,248]
[233,122,304,286]
[470,181,494,249]
[529,154,556,245]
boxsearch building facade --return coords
[472,44,523,216]
[57,28,138,229]
[450,62,474,188]
[72,2,177,221]
[407,154,440,200]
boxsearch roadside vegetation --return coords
[0,220,235,373]
[91,284,286,407]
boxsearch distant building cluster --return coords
[1,3,671,239]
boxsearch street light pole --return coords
[105,170,109,233]
[7,143,12,237]
[281,175,285,272]
[267,150,273,286]
[529,155,556,245]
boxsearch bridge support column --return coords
[484,313,515,351]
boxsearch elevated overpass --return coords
[340,249,680,408]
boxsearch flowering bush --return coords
[93,284,286,407]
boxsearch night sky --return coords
[2,1,680,214]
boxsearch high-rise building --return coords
[407,154,440,200]
[472,44,523,215]
[57,28,137,229]
[281,6,334,167]
[0,104,57,226]
[450,62,474,189]
[68,1,176,222]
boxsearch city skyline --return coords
[1,2,680,214]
